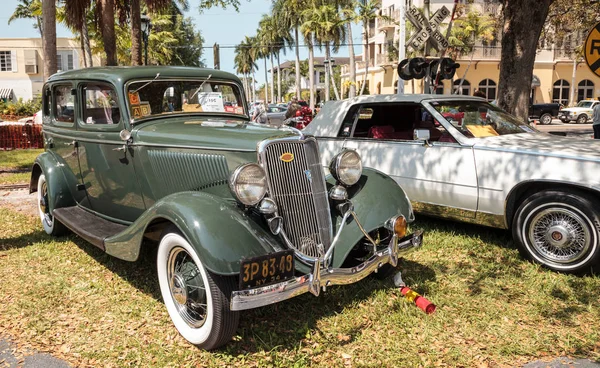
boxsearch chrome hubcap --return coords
[528,208,591,264]
[39,182,52,227]
[166,247,207,328]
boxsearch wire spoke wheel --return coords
[528,208,591,264]
[167,246,208,328]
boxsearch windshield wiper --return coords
[189,74,213,102]
[132,73,161,94]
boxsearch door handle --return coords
[112,145,126,152]
[64,140,78,147]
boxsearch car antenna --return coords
[132,73,161,94]
[190,74,213,102]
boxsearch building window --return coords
[0,51,12,71]
[577,80,594,102]
[453,79,470,95]
[478,79,497,100]
[57,51,75,72]
[552,79,570,105]
[319,72,325,84]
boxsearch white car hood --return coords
[473,132,600,162]
[561,107,592,113]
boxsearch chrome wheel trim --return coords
[166,246,208,328]
[526,206,592,264]
[540,114,552,125]
[37,175,54,232]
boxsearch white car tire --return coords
[513,190,600,273]
[36,174,67,236]
[157,228,239,349]
[576,114,588,124]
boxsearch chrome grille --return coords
[261,138,332,259]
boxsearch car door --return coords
[318,102,479,219]
[268,107,286,126]
[43,83,91,207]
[75,81,145,222]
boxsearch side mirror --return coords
[413,129,431,141]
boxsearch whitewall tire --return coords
[36,174,66,236]
[157,228,239,350]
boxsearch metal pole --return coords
[397,0,406,94]
[144,34,148,65]
[423,0,431,94]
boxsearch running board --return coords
[53,206,128,251]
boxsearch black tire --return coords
[36,174,67,236]
[157,227,239,350]
[539,113,552,125]
[576,114,588,124]
[512,190,600,273]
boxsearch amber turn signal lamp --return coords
[393,216,407,238]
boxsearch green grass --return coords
[0,148,43,171]
[0,172,30,185]
[0,207,599,367]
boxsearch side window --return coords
[53,85,75,124]
[337,105,361,137]
[82,83,120,125]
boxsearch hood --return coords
[473,132,600,162]
[560,107,592,113]
[133,116,297,151]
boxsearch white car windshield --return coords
[576,101,594,108]
[127,79,246,121]
[431,100,538,138]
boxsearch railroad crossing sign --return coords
[584,22,600,78]
[406,5,451,52]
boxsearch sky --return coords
[0,0,363,86]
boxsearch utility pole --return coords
[397,0,406,94]
[213,43,220,70]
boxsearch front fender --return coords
[104,191,286,275]
[30,152,76,211]
[330,168,414,268]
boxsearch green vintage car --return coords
[30,66,423,349]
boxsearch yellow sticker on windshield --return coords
[466,125,499,137]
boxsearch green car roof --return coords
[46,66,241,87]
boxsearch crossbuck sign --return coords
[406,6,451,52]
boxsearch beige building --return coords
[0,37,102,102]
[341,0,600,106]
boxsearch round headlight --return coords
[329,150,363,186]
[229,163,267,206]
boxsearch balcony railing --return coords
[356,59,375,69]
[378,9,399,29]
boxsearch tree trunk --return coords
[252,70,257,102]
[263,58,269,103]
[276,51,282,103]
[270,53,275,104]
[308,44,315,110]
[497,0,553,120]
[569,58,577,106]
[82,16,93,67]
[80,34,87,68]
[99,0,117,66]
[329,55,341,100]
[130,0,142,66]
[36,17,43,39]
[42,0,57,79]
[324,44,330,102]
[294,27,301,99]
[347,22,356,98]
[360,22,369,96]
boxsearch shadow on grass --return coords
[0,229,51,251]
[60,230,438,354]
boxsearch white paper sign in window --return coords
[197,92,224,112]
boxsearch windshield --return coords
[431,100,538,138]
[576,101,594,108]
[127,79,246,121]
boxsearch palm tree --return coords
[303,3,346,101]
[98,0,117,65]
[42,0,57,78]
[57,3,94,68]
[8,0,42,38]
[258,15,277,104]
[448,9,495,93]
[337,0,357,98]
[254,28,270,103]
[354,0,392,95]
[271,12,293,103]
[274,0,309,99]
[300,12,317,108]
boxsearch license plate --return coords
[239,249,295,289]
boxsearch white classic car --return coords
[305,94,600,273]
[557,99,599,124]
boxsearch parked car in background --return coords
[558,100,599,124]
[31,67,423,350]
[306,94,600,273]
[17,110,43,124]
[265,104,287,126]
[529,102,561,125]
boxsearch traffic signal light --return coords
[397,58,460,81]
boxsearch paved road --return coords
[535,120,594,137]
[0,337,70,368]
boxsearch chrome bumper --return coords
[230,230,423,311]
